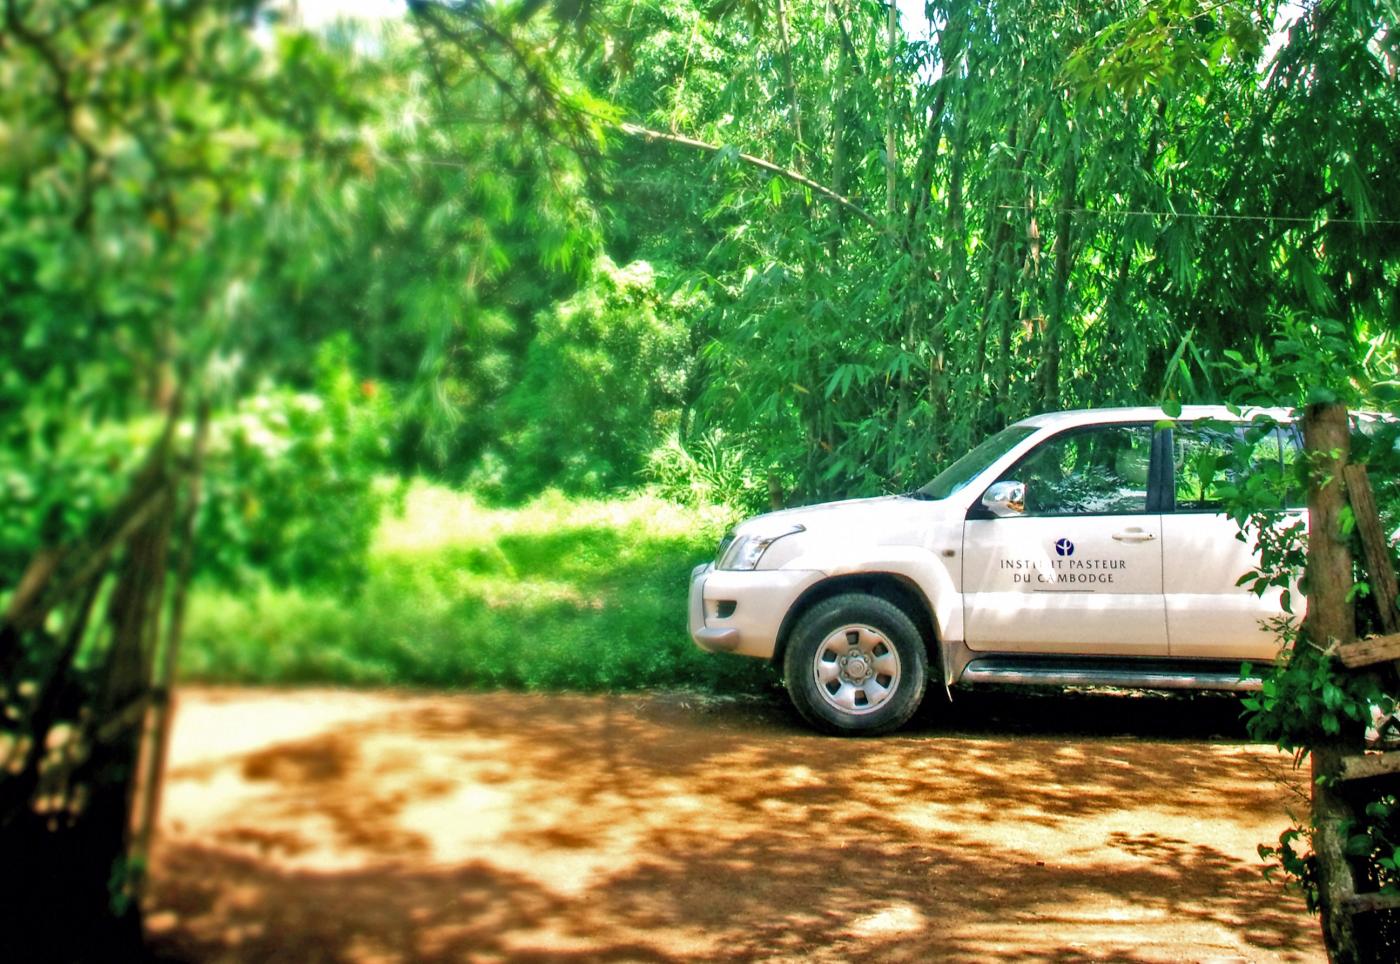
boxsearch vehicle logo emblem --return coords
[1054,538,1075,557]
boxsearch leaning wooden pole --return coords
[1343,464,1400,635]
[132,402,210,886]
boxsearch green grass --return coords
[180,484,779,694]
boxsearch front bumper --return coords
[687,562,823,659]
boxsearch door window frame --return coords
[1163,420,1301,514]
[967,422,1172,520]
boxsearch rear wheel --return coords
[782,593,928,736]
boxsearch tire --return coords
[782,593,929,736]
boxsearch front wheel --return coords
[782,593,928,736]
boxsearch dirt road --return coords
[147,687,1323,962]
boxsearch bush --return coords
[195,340,394,591]
[486,257,695,500]
[644,428,772,516]
[182,484,777,695]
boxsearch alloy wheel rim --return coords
[812,624,901,716]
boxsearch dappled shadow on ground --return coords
[147,688,1320,962]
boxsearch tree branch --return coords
[617,122,880,229]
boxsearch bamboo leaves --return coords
[178,0,1400,506]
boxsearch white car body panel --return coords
[1162,510,1302,661]
[790,544,965,649]
[692,565,824,659]
[962,514,1169,655]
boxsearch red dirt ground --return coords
[146,686,1324,962]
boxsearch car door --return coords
[962,423,1170,655]
[1163,421,1303,661]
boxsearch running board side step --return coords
[959,657,1263,692]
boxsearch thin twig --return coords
[618,122,880,229]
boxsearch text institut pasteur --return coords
[999,556,1128,585]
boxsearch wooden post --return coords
[1342,464,1400,634]
[1301,402,1362,962]
[1313,745,1362,962]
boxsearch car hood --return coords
[732,494,961,562]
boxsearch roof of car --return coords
[1015,405,1296,431]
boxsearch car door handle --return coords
[1112,529,1156,542]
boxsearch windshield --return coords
[914,425,1038,501]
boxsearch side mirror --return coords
[981,480,1026,518]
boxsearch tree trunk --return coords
[827,0,850,257]
[1,398,202,960]
[903,8,966,244]
[884,0,898,215]
[1313,744,1363,964]
[1303,403,1354,646]
[1301,401,1362,963]
[1342,463,1400,634]
[947,104,969,291]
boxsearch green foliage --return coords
[1064,0,1267,99]
[0,416,153,587]
[1259,826,1322,911]
[196,340,394,592]
[563,0,1399,501]
[645,428,772,515]
[487,257,694,499]
[9,0,1399,536]
[1357,795,1400,893]
[7,0,1398,677]
[0,0,395,586]
[182,484,775,694]
[1242,624,1393,748]
[239,20,602,477]
[1219,316,1398,412]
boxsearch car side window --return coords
[1172,422,1298,511]
[996,425,1153,516]
[1279,427,1305,509]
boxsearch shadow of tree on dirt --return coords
[148,688,1319,962]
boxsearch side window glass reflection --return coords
[997,426,1152,516]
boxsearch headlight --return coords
[717,524,805,571]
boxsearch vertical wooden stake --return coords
[133,404,211,889]
[1342,463,1400,634]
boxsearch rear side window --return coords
[1171,421,1300,512]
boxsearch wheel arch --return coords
[773,572,939,670]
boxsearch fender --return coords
[784,544,964,668]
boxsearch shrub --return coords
[488,257,695,500]
[645,428,771,516]
[195,340,394,591]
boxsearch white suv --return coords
[688,406,1304,734]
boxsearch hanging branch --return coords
[408,2,878,229]
[617,122,880,229]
